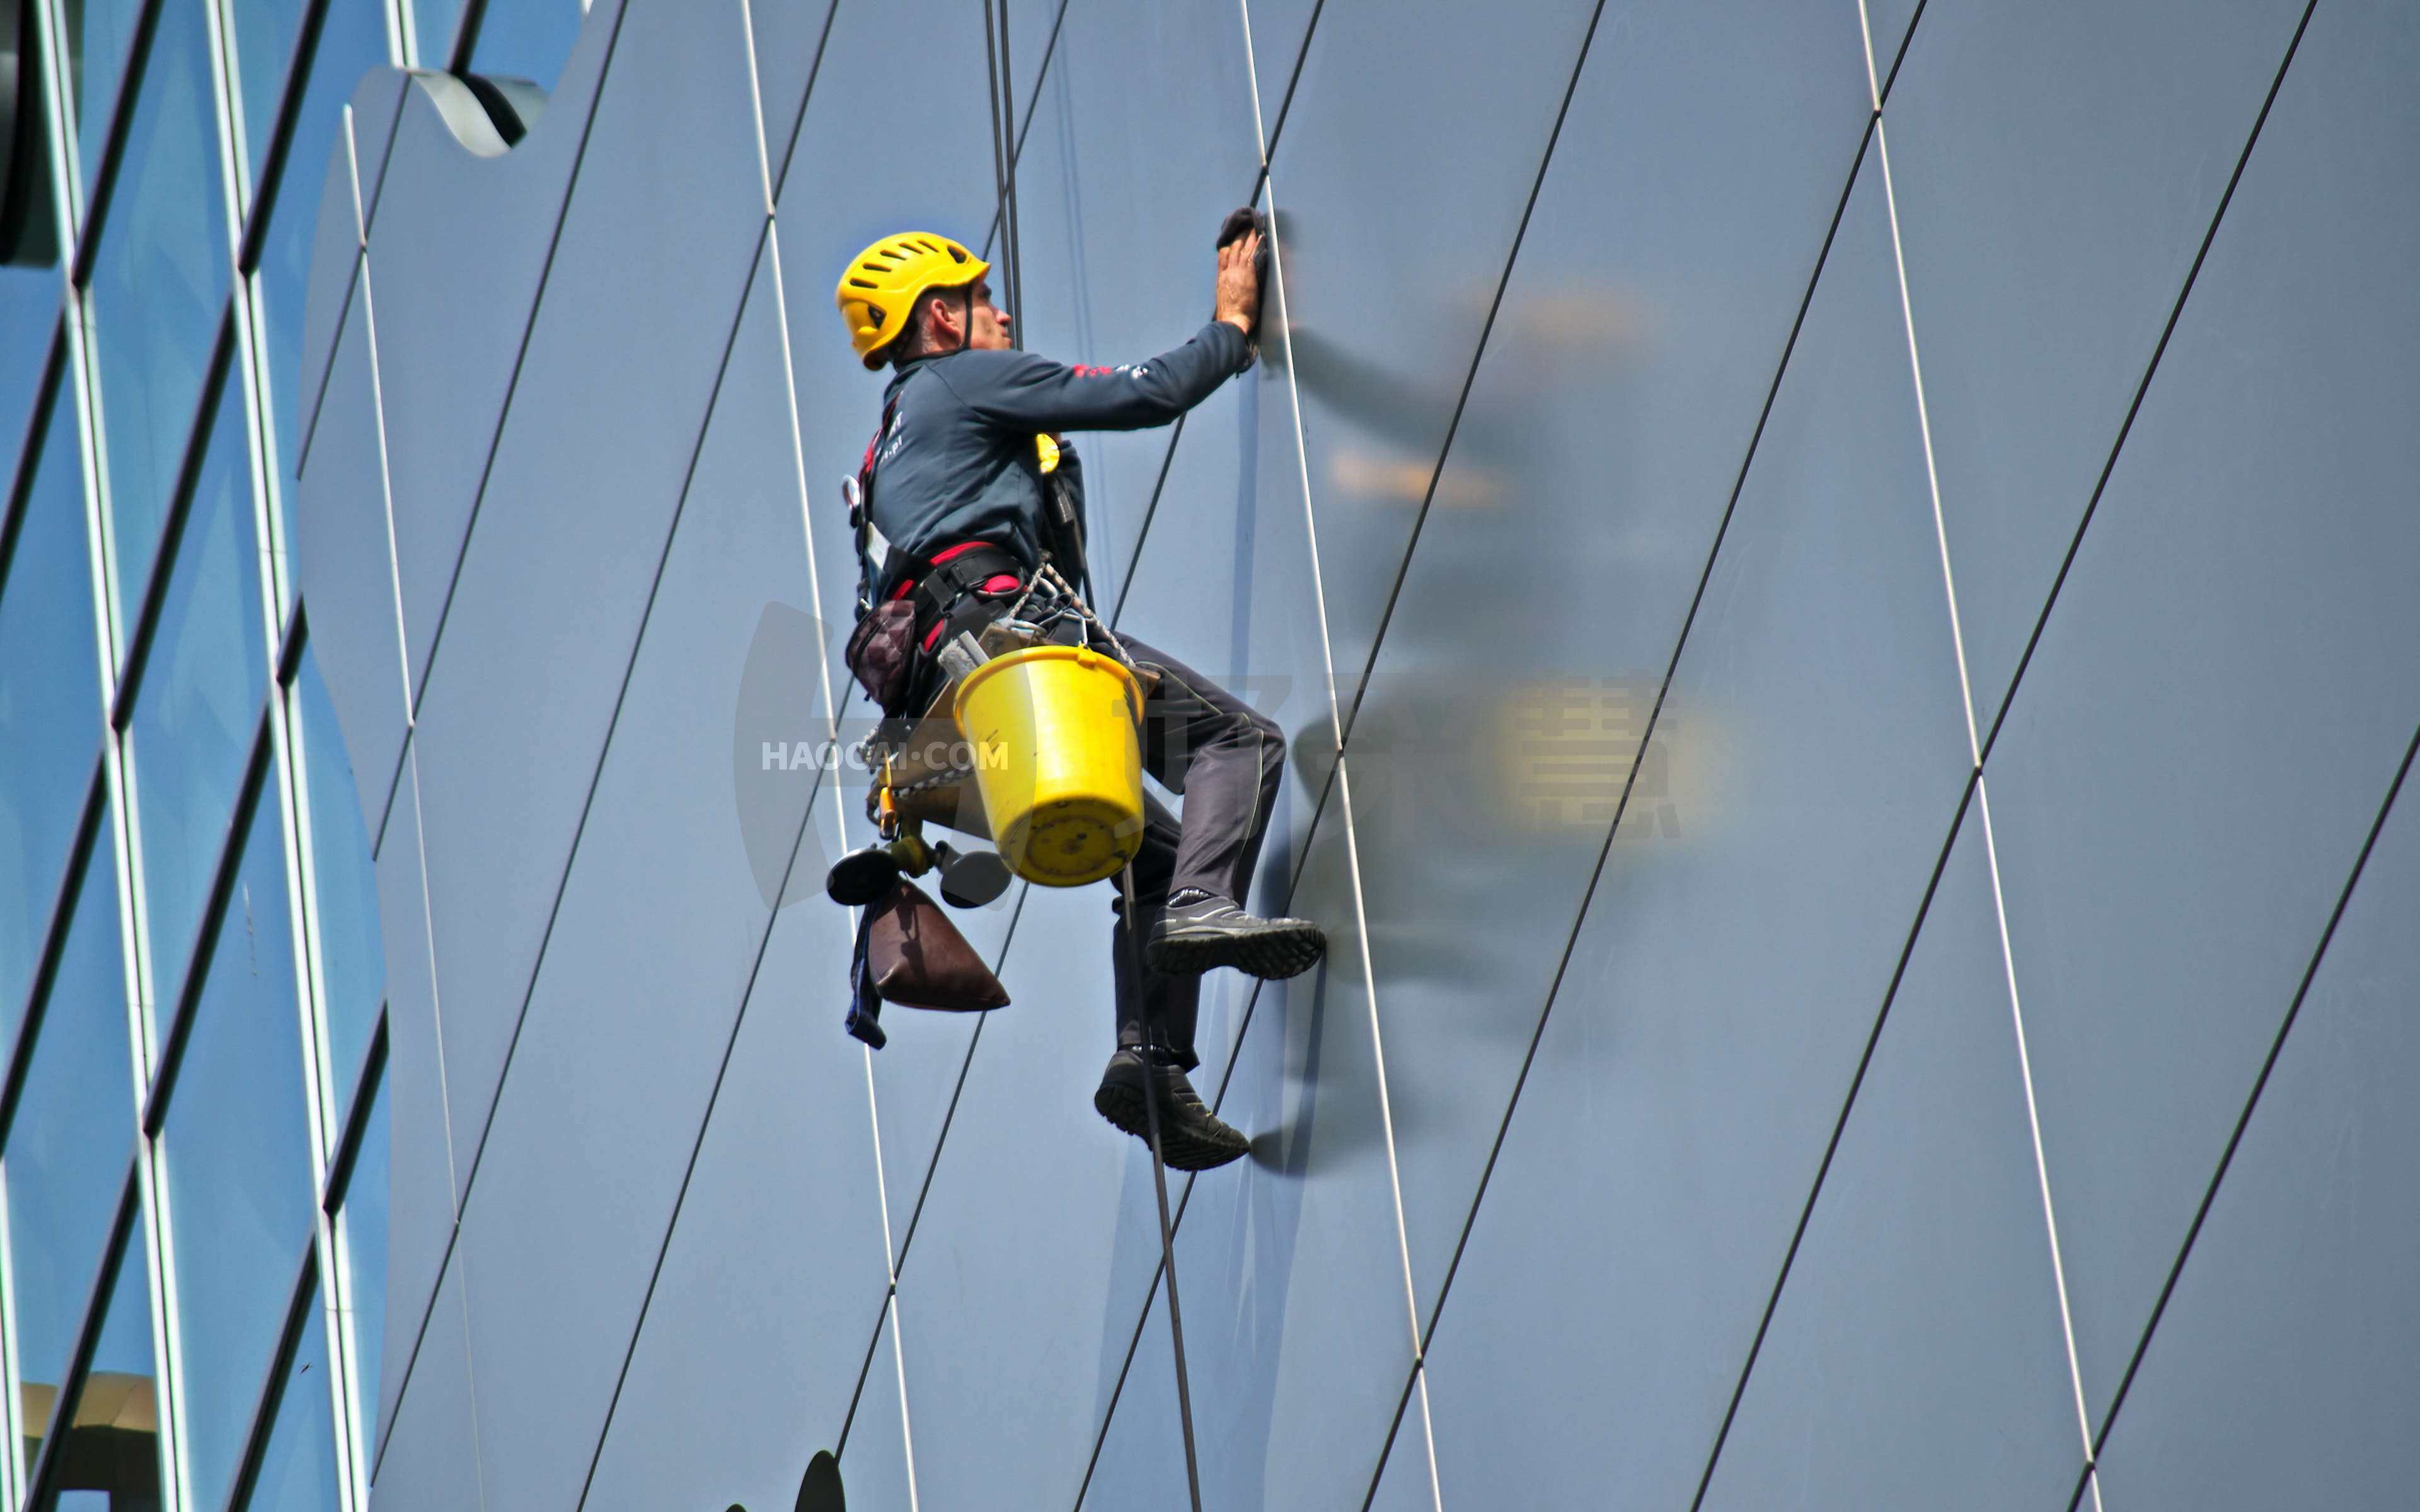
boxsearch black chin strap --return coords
[955,285,974,353]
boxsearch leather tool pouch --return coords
[844,598,919,714]
[867,879,1010,1012]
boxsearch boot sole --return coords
[1093,1082,1250,1172]
[1144,921,1327,980]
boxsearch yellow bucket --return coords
[952,644,1145,886]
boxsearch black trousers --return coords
[1110,634,1286,1070]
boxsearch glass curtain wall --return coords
[0,1,576,1506]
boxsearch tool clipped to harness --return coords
[1216,205,1273,348]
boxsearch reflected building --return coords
[4,1,2415,1509]
[0,1,582,1508]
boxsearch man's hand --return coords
[1215,229,1262,336]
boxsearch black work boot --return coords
[1093,1048,1250,1171]
[1145,891,1327,980]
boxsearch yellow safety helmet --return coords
[835,232,989,369]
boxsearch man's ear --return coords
[925,291,962,345]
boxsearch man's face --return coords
[964,277,1013,350]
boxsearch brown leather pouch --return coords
[867,880,1010,1012]
[845,598,919,713]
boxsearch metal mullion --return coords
[198,0,248,242]
[378,0,407,76]
[229,285,292,696]
[0,1148,25,1505]
[19,1160,146,1506]
[138,699,276,1137]
[319,1021,384,1504]
[235,0,340,275]
[228,0,334,263]
[321,1014,387,1220]
[446,0,490,76]
[277,622,351,1156]
[262,614,360,1511]
[318,1022,386,1505]
[28,0,84,242]
[63,0,167,288]
[217,1235,321,1512]
[136,1068,192,1512]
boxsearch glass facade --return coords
[8,1,2414,1510]
[0,1,582,1507]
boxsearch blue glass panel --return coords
[1243,0,1318,132]
[998,0,1262,615]
[126,379,266,1023]
[1151,791,1419,1509]
[836,1305,916,1512]
[1698,804,2080,1511]
[748,0,838,200]
[296,70,409,457]
[577,905,883,1512]
[0,284,54,469]
[364,1254,485,1511]
[161,795,317,1512]
[229,0,308,188]
[1254,0,1600,722]
[0,393,101,1039]
[1887,0,2307,736]
[890,880,1169,1511]
[47,1216,166,1506]
[1073,1288,1191,1512]
[296,647,384,1111]
[468,0,584,89]
[61,0,146,198]
[366,6,621,700]
[338,1073,389,1464]
[84,0,230,626]
[398,0,762,1218]
[368,751,456,1462]
[440,243,842,1510]
[2093,770,2420,1509]
[1408,153,1974,1508]
[0,826,134,1463]
[241,1290,341,1512]
[408,0,468,69]
[1979,0,2420,1426]
[257,0,396,607]
[293,264,412,825]
[1340,0,1871,1329]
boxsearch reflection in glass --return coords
[468,0,584,90]
[256,0,394,605]
[296,646,384,1118]
[84,0,231,624]
[126,377,266,1024]
[161,794,316,1512]
[410,0,469,69]
[0,822,134,1465]
[0,289,55,460]
[0,394,101,1041]
[43,1214,165,1508]
[228,0,308,190]
[59,0,146,200]
[240,1288,341,1512]
[337,1073,388,1463]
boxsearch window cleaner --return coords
[827,217,1322,1171]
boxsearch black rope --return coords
[998,5,1022,344]
[1121,864,1205,1511]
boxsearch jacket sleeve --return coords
[934,321,1252,432]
